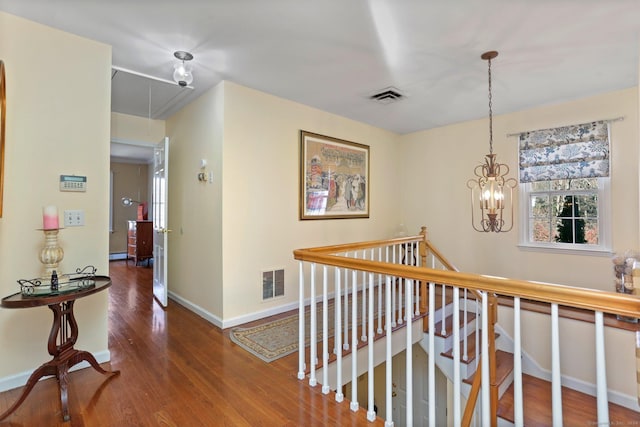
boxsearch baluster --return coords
[440,283,446,335]
[428,281,436,427]
[481,291,490,427]
[367,272,376,422]
[463,288,468,362]
[475,299,480,369]
[361,249,367,342]
[414,278,420,316]
[322,266,329,394]
[551,303,563,426]
[350,267,359,411]
[392,244,397,327]
[298,261,306,380]
[452,286,461,426]
[405,279,413,427]
[595,310,609,425]
[514,297,523,427]
[385,275,394,427]
[343,266,350,351]
[309,263,317,387]
[377,247,383,334]
[335,267,344,402]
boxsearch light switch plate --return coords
[64,210,85,227]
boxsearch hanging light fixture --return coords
[173,51,194,87]
[467,51,517,233]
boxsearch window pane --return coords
[531,195,550,217]
[551,195,566,217]
[531,218,552,242]
[575,194,597,217]
[584,219,599,244]
[569,178,598,190]
[531,181,550,191]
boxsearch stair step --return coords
[463,349,513,386]
[440,330,500,365]
[433,311,476,339]
[497,374,640,425]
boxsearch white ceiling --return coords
[1,0,639,141]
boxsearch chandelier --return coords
[173,51,194,87]
[467,51,517,233]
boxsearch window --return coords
[518,120,611,253]
[520,178,610,252]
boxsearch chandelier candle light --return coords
[40,205,64,277]
[467,51,517,233]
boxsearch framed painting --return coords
[299,130,369,220]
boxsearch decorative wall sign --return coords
[299,130,369,220]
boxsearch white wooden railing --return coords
[293,227,640,426]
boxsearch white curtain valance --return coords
[518,120,610,183]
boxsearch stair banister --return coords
[293,227,640,426]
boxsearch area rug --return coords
[230,301,336,363]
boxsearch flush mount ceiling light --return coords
[173,51,194,87]
[466,51,517,233]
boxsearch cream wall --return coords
[400,87,639,405]
[165,82,225,319]
[401,87,639,290]
[165,81,401,325]
[221,83,401,322]
[111,112,165,144]
[110,162,149,254]
[0,12,111,383]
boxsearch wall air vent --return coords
[262,268,284,300]
[369,87,405,104]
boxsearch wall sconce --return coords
[121,197,141,207]
[121,197,148,220]
[198,159,208,182]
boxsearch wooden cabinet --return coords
[127,220,153,266]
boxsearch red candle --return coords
[43,205,59,230]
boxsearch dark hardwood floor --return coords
[0,261,382,426]
[2,261,638,426]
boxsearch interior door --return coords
[152,137,169,307]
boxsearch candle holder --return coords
[39,229,64,277]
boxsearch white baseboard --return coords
[109,253,127,261]
[168,291,224,328]
[0,350,111,393]
[167,290,347,330]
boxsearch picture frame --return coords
[299,130,369,220]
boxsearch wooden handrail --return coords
[293,249,640,318]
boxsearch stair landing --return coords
[497,374,640,426]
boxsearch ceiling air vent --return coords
[369,87,405,104]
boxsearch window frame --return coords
[518,177,611,255]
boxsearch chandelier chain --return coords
[488,56,493,155]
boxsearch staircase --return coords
[423,289,640,425]
[294,227,640,426]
